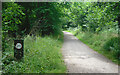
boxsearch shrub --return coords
[103,37,119,51]
[103,37,120,59]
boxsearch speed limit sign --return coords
[14,40,24,59]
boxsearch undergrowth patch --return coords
[2,35,66,73]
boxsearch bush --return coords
[103,37,120,59]
[103,37,119,51]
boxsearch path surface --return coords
[61,31,119,73]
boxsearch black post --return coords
[14,40,24,60]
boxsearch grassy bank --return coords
[2,35,66,73]
[67,28,120,65]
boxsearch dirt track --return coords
[61,31,119,73]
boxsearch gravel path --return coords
[61,31,119,73]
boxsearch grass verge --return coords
[2,34,66,73]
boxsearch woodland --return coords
[2,2,120,73]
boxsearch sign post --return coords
[14,40,24,60]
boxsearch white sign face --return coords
[15,43,22,49]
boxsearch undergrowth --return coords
[2,34,66,73]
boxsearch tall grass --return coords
[2,35,66,73]
[67,28,120,65]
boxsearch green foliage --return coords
[2,35,66,73]
[2,2,65,37]
[17,2,64,36]
[62,2,119,33]
[103,37,120,59]
[2,2,26,52]
[2,2,25,36]
[85,2,118,32]
[103,37,119,51]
